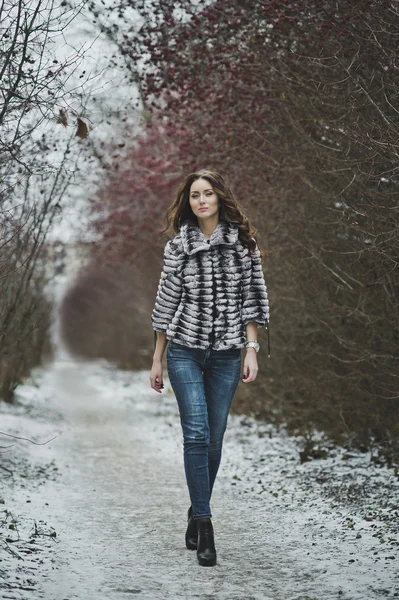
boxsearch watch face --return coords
[247,342,260,352]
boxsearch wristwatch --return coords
[245,340,260,353]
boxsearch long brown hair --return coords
[162,169,264,257]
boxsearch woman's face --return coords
[189,178,219,221]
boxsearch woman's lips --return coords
[199,207,208,212]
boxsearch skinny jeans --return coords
[166,340,241,519]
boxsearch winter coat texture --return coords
[151,220,270,353]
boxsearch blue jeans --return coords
[166,340,242,519]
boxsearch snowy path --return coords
[2,359,398,600]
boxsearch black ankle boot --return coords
[185,506,197,550]
[196,518,217,566]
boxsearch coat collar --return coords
[180,220,239,256]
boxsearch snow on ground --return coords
[1,358,398,600]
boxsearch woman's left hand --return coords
[242,349,258,383]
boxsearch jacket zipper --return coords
[210,249,216,347]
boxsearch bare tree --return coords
[0,0,90,182]
[0,0,92,400]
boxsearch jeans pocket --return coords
[167,340,186,357]
[168,340,180,350]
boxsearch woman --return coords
[150,169,270,567]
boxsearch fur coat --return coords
[151,219,270,354]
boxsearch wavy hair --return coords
[162,169,264,258]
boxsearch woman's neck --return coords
[198,215,219,240]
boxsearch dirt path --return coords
[1,358,398,600]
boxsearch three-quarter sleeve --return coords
[241,245,270,327]
[151,240,183,334]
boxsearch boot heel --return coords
[185,506,197,550]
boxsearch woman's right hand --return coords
[150,360,164,393]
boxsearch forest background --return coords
[2,0,398,464]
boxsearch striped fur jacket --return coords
[151,219,270,354]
